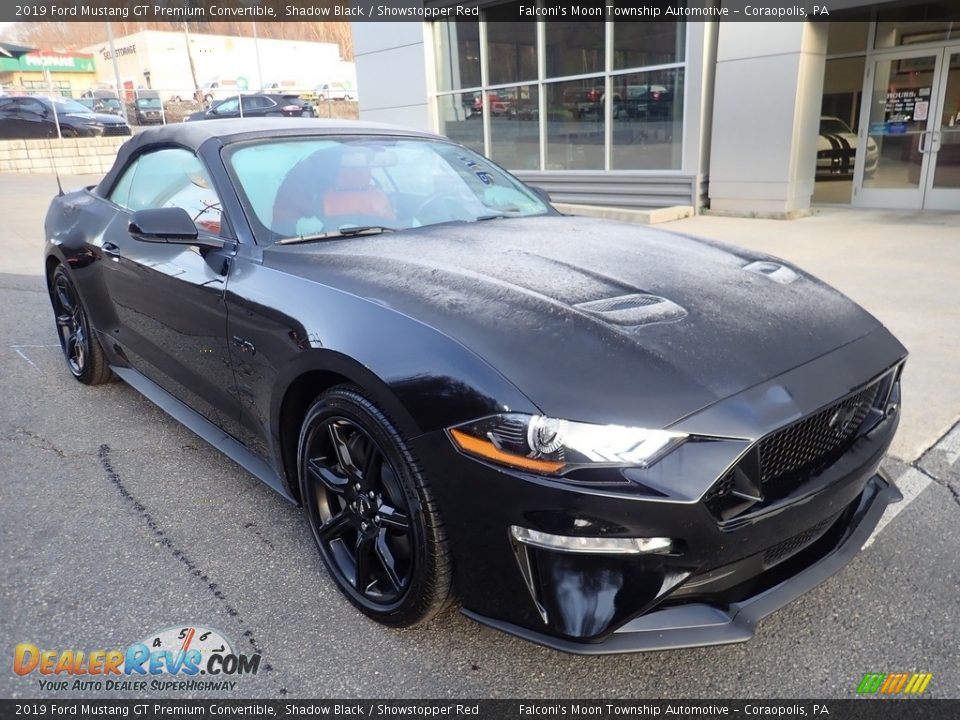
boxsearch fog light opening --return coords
[509,526,673,555]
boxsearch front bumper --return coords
[462,470,900,654]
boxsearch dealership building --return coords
[351,1,960,214]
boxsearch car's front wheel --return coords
[50,265,112,385]
[297,386,451,626]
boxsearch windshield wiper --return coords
[277,225,396,245]
[475,214,509,222]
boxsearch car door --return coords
[209,97,240,119]
[19,98,55,138]
[97,147,243,435]
[241,95,274,117]
[0,98,20,138]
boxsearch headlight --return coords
[448,413,687,475]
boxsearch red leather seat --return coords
[322,166,396,223]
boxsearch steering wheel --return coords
[413,194,475,225]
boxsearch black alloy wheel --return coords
[50,266,111,385]
[298,387,451,626]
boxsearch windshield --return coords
[54,98,96,114]
[137,98,161,109]
[226,137,550,243]
[820,118,853,135]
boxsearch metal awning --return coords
[0,42,36,59]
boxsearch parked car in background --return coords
[312,82,355,101]
[133,94,164,125]
[615,84,675,120]
[199,79,245,103]
[78,91,123,117]
[817,116,878,178]
[0,95,131,139]
[261,80,310,96]
[183,94,314,122]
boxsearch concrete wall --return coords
[352,23,432,131]
[0,137,126,174]
[708,22,827,216]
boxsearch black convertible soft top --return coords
[94,118,441,197]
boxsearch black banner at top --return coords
[0,1,926,24]
[0,700,956,720]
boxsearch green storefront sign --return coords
[0,53,95,74]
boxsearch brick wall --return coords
[0,137,127,174]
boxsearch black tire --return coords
[298,385,452,627]
[50,265,112,385]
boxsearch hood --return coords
[66,112,126,125]
[262,216,883,428]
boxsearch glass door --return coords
[923,49,960,210]
[854,49,943,209]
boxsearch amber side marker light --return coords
[449,428,566,474]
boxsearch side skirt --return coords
[110,365,296,505]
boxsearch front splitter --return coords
[462,471,902,655]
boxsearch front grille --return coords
[103,125,132,136]
[762,512,839,567]
[704,376,889,521]
[758,382,881,486]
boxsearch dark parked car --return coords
[184,94,314,122]
[133,96,164,125]
[76,96,124,116]
[44,119,906,653]
[0,96,131,139]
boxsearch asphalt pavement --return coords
[1,175,958,699]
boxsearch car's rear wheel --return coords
[50,265,112,385]
[297,386,451,626]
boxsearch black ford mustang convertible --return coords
[45,119,906,653]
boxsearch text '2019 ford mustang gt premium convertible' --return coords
[44,119,906,654]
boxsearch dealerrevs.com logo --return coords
[14,625,261,692]
[857,672,933,695]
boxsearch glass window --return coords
[435,21,481,91]
[226,137,549,243]
[122,149,223,235]
[485,4,537,85]
[214,98,239,115]
[813,56,866,205]
[611,68,684,170]
[613,21,684,69]
[545,78,605,170]
[545,22,604,79]
[489,85,540,170]
[875,12,960,49]
[826,16,869,55]
[436,93,484,154]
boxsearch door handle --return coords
[930,131,942,153]
[102,241,122,260]
[918,131,929,154]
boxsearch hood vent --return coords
[574,293,686,326]
[743,261,798,285]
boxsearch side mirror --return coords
[530,185,552,205]
[129,207,223,248]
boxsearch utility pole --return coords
[183,22,201,102]
[105,21,129,123]
[252,21,264,91]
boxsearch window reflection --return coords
[435,21,481,91]
[613,21,684,69]
[436,94,484,155]
[486,5,537,85]
[489,85,540,170]
[545,22,604,78]
[546,78,605,170]
[611,69,684,170]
